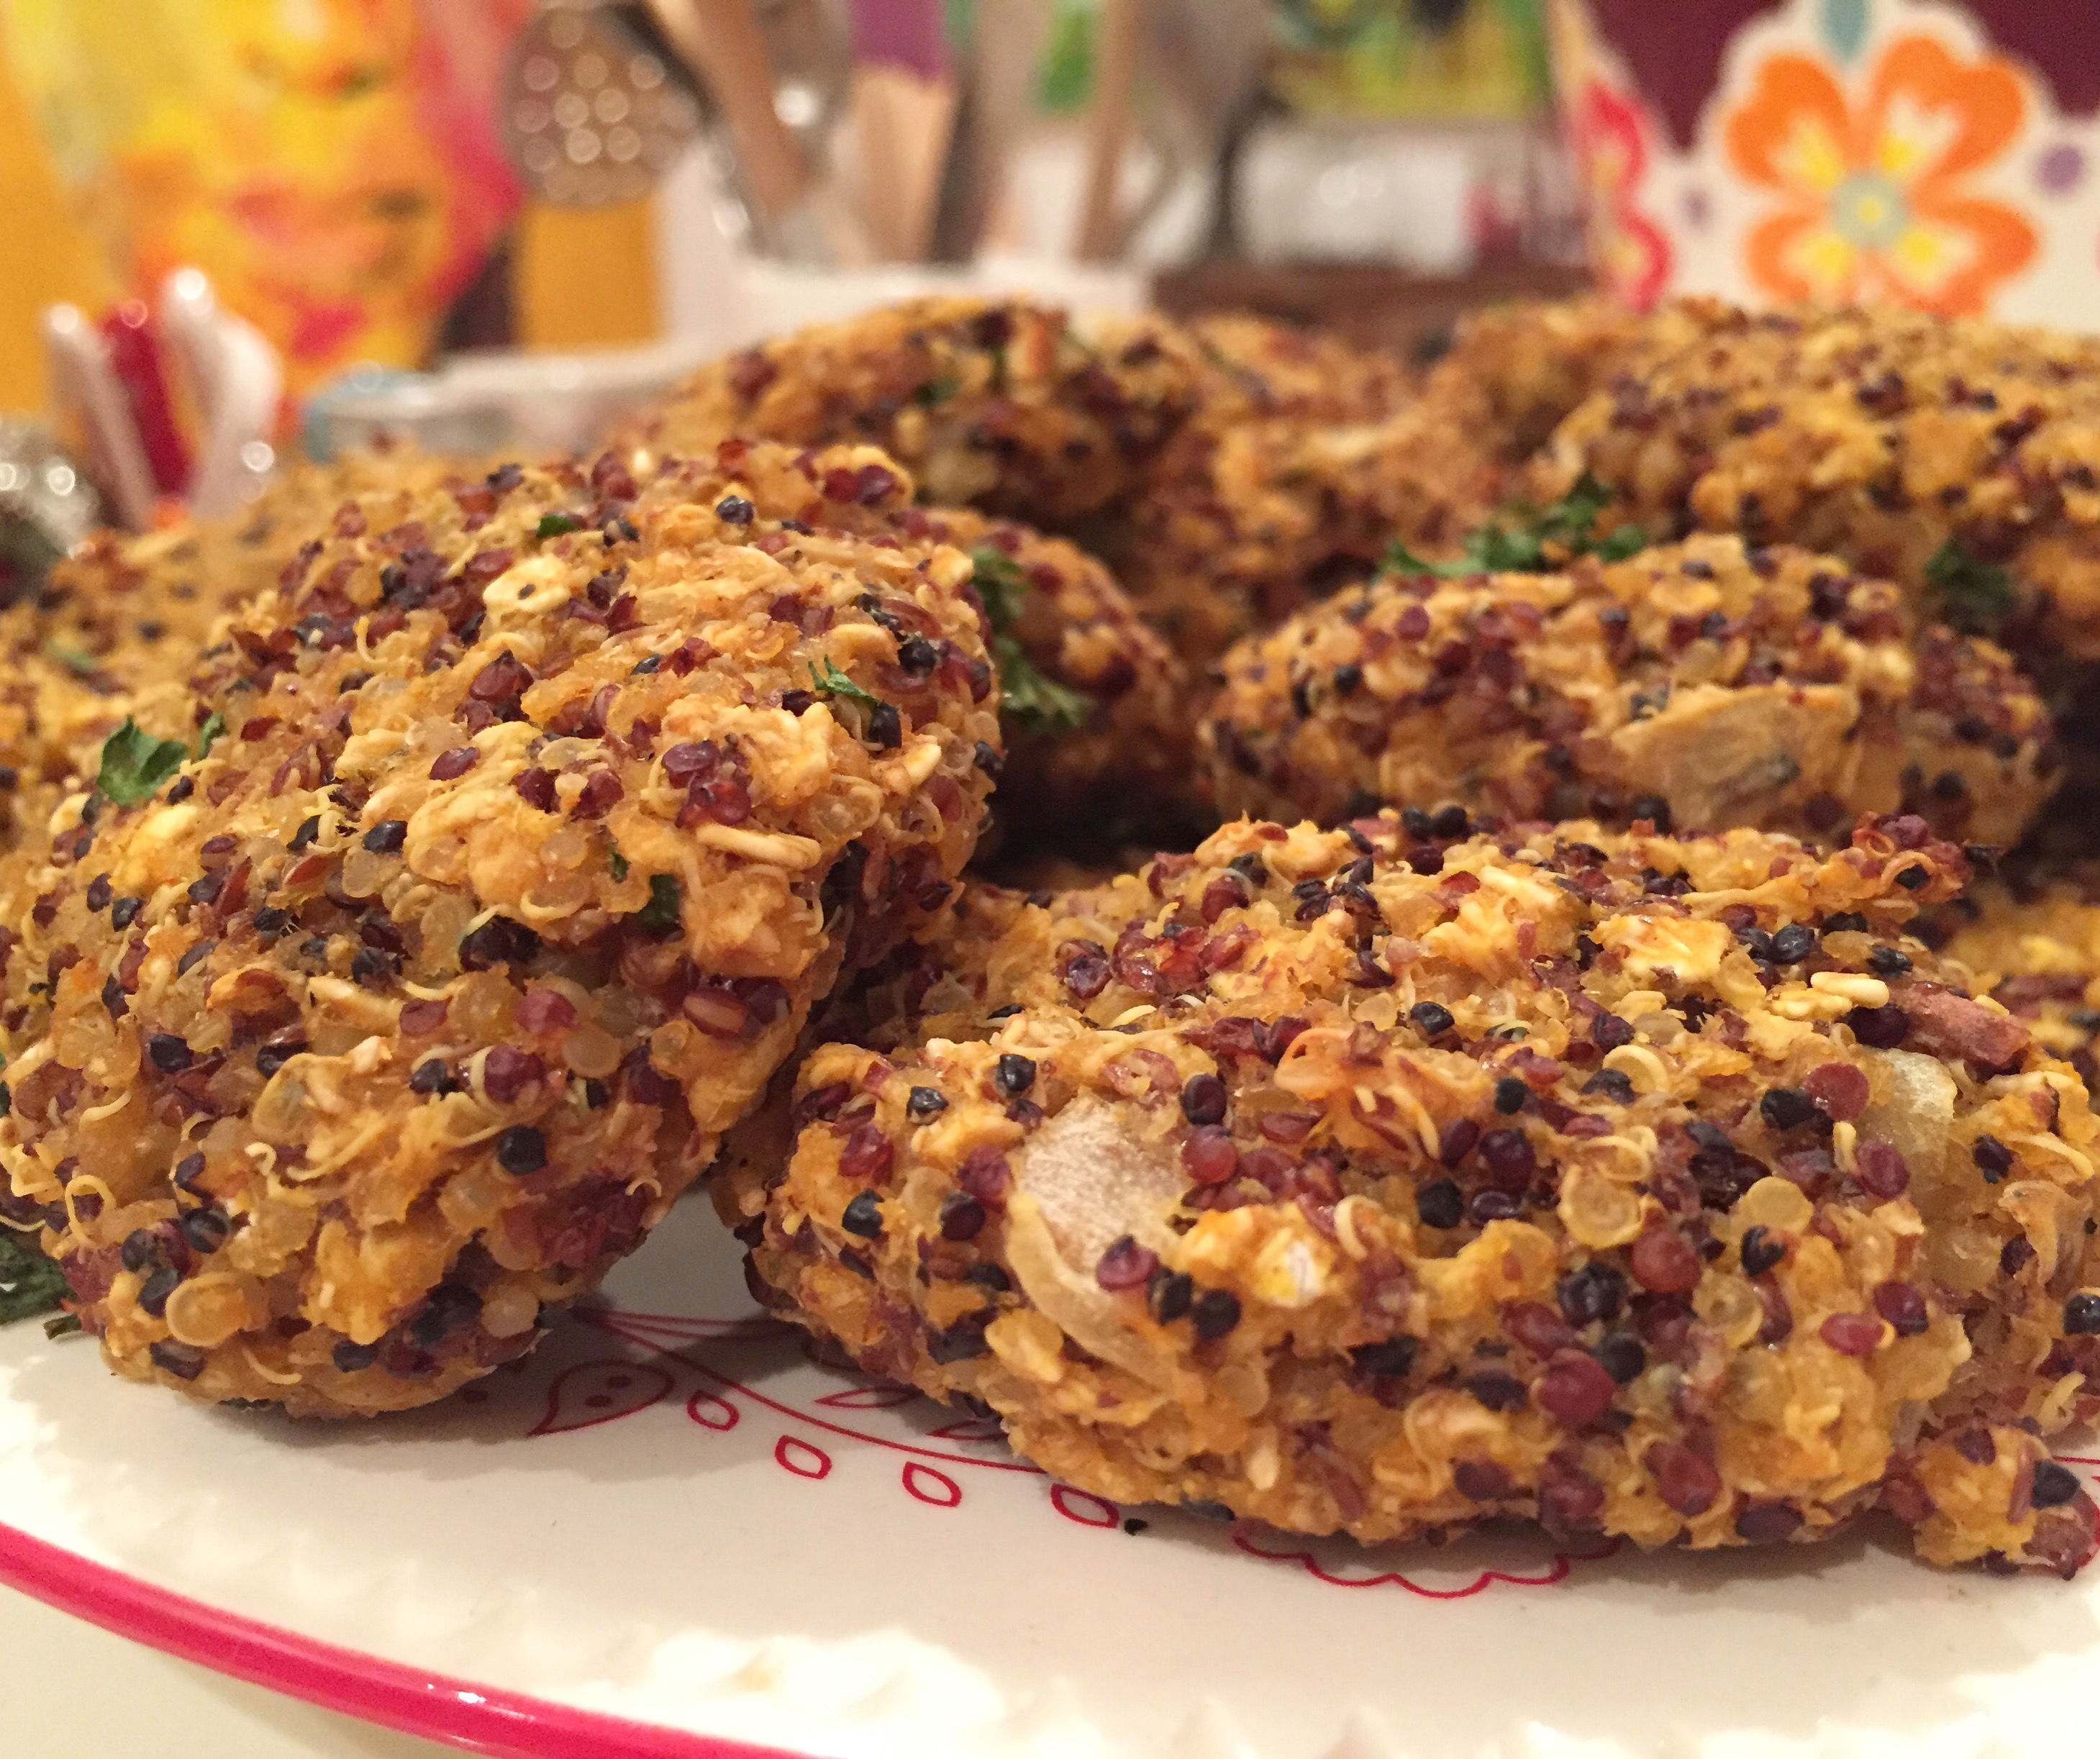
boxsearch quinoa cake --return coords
[620,296,1200,527]
[35,447,460,696]
[0,440,999,1414]
[1112,404,1502,668]
[1201,534,2055,847]
[1537,303,2100,676]
[1930,868,2100,1091]
[856,503,1194,842]
[1421,295,1731,465]
[727,814,2100,1574]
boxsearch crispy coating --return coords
[1113,405,1501,668]
[728,814,2100,1574]
[1422,296,1729,464]
[874,504,1194,839]
[1104,299,1727,669]
[37,449,459,692]
[1538,302,2100,671]
[1929,868,2100,1089]
[0,451,467,857]
[1179,313,1414,436]
[1201,534,2056,846]
[622,297,1200,527]
[0,441,999,1415]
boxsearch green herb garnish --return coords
[42,1312,80,1340]
[609,851,629,883]
[916,375,960,406]
[968,545,1031,633]
[996,637,1093,733]
[196,712,227,758]
[1924,539,2016,633]
[968,547,1091,731]
[809,659,879,709]
[96,719,190,805]
[0,1231,66,1326]
[1385,473,1647,578]
[44,642,98,678]
[535,512,582,540]
[635,873,681,934]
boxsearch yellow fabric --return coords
[514,199,661,350]
[0,29,119,413]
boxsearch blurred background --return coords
[4,0,2093,547]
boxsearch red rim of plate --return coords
[0,1518,814,1759]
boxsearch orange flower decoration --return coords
[1571,78,1671,311]
[1725,34,2037,315]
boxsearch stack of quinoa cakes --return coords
[11,294,2100,1579]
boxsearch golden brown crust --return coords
[1929,867,2100,1088]
[1201,534,2056,846]
[731,814,2100,1574]
[0,440,999,1415]
[1539,301,2100,671]
[620,297,1200,526]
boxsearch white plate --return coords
[2,1194,2096,1759]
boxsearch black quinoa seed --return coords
[1352,1337,1417,1377]
[1594,1332,1646,1383]
[362,819,409,854]
[867,702,902,748]
[2064,1293,2100,1335]
[1494,1076,1528,1114]
[85,874,112,912]
[1415,1178,1464,1230]
[715,494,755,524]
[1191,1288,1242,1340]
[1973,1135,2014,1182]
[1147,1270,1194,1323]
[992,1053,1036,1096]
[120,1229,159,1273]
[409,1058,455,1096]
[1760,1087,1819,1131]
[495,1125,547,1174]
[1410,1001,1455,1037]
[110,896,142,929]
[332,1340,379,1372]
[178,1208,231,1254]
[2032,1461,2083,1509]
[137,1265,180,1318]
[1558,1261,1627,1326]
[906,1086,948,1120]
[289,815,322,850]
[1765,923,1814,964]
[1740,1225,1786,1277]
[150,1341,205,1380]
[1581,1068,1635,1104]
[1866,944,1912,976]
[841,1190,884,1237]
[145,1032,194,1073]
[173,1153,206,1192]
[1181,1073,1228,1126]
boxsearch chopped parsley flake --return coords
[1386,473,1647,578]
[1925,540,2016,633]
[535,512,582,540]
[635,873,681,934]
[968,545,1033,633]
[609,851,629,883]
[809,659,880,709]
[96,719,190,805]
[996,637,1092,733]
[0,1230,65,1326]
[196,712,227,758]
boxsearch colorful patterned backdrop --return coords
[1550,0,2100,322]
[1,0,529,391]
